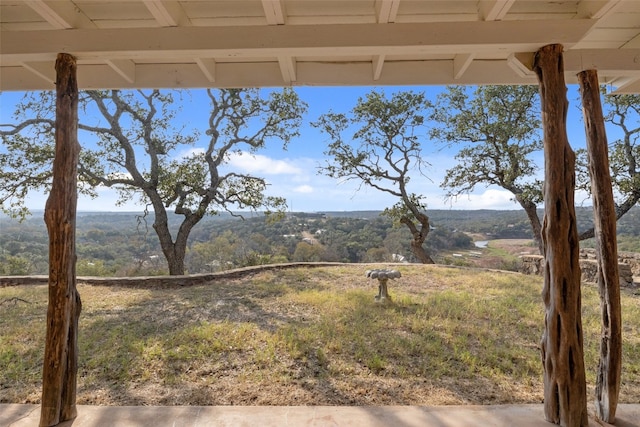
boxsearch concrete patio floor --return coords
[3,404,640,427]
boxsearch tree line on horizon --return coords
[2,207,640,277]
[0,212,474,276]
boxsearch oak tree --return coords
[430,85,544,253]
[313,90,435,263]
[0,88,306,275]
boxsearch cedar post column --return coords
[40,53,82,427]
[533,44,588,426]
[578,69,622,423]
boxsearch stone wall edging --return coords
[0,262,347,288]
[520,252,638,287]
[0,262,415,288]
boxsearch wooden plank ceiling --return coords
[1,0,639,92]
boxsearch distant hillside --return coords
[2,206,639,276]
[321,207,639,239]
[5,206,640,238]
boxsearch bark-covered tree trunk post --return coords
[40,53,82,427]
[533,44,588,427]
[400,212,435,264]
[518,197,544,254]
[578,69,622,423]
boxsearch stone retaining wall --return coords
[520,249,638,287]
[0,262,345,288]
[580,248,640,276]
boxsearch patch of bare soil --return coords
[461,239,538,270]
[489,239,538,257]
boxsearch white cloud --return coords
[177,147,205,158]
[440,188,520,210]
[227,152,303,175]
[21,150,543,213]
[293,185,314,193]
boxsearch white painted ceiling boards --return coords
[1,1,639,92]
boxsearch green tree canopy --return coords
[0,88,307,275]
[576,92,640,240]
[430,85,544,253]
[313,90,435,263]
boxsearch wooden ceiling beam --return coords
[4,55,638,91]
[262,0,286,25]
[507,52,535,77]
[564,49,640,74]
[504,48,640,79]
[376,0,401,24]
[577,0,623,19]
[24,0,72,29]
[0,59,533,91]
[373,55,385,80]
[20,61,56,84]
[142,1,185,27]
[105,59,136,84]
[195,58,216,82]
[453,53,475,80]
[1,20,597,63]
[608,77,640,94]
[479,0,516,21]
[622,33,640,49]
[278,56,297,83]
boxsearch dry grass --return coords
[1,264,639,407]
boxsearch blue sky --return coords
[0,85,593,213]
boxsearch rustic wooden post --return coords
[40,53,82,427]
[578,70,622,423]
[533,44,588,427]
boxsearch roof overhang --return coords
[2,0,640,93]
